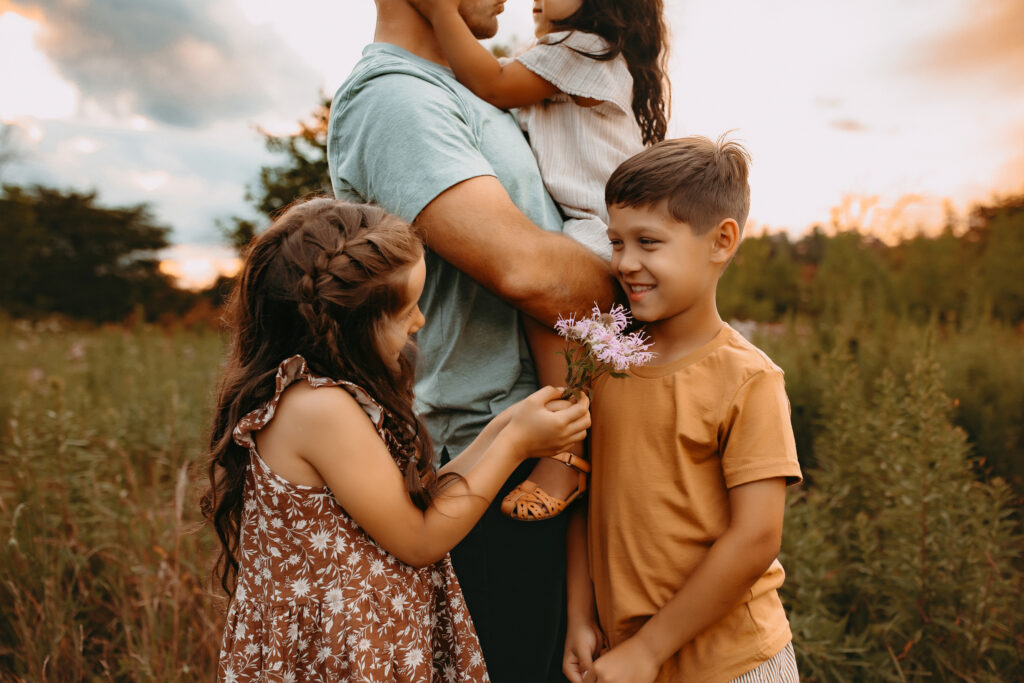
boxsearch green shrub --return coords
[781,351,1024,681]
[753,315,1024,497]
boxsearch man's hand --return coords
[582,637,660,683]
[563,617,605,683]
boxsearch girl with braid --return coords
[202,198,590,681]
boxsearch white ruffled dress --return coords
[515,30,645,260]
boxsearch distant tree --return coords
[887,226,966,323]
[974,195,1024,323]
[0,123,20,179]
[806,231,893,323]
[0,185,192,321]
[794,225,829,265]
[226,96,332,251]
[719,231,801,320]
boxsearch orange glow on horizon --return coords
[159,246,241,291]
[0,1,44,22]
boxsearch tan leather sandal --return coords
[501,452,590,522]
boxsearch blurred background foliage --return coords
[1,102,1022,678]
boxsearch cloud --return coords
[830,119,867,133]
[5,117,272,243]
[814,96,843,110]
[911,0,1024,87]
[11,0,321,127]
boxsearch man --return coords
[327,1,615,680]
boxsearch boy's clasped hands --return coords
[568,631,660,683]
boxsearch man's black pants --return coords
[443,451,571,683]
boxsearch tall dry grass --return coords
[1,313,1021,680]
[0,319,225,680]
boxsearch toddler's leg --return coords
[563,217,613,262]
[501,315,588,520]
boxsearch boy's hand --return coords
[563,618,604,683]
[583,637,659,683]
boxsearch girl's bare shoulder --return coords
[274,381,372,436]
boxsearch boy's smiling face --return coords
[607,202,722,327]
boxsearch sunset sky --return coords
[1,0,1022,288]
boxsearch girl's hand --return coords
[505,386,590,460]
[563,618,605,683]
[582,637,660,683]
[407,0,460,23]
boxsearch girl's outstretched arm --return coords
[280,383,589,567]
[410,0,560,108]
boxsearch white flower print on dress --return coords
[391,593,408,614]
[310,530,331,553]
[290,578,310,598]
[403,646,425,671]
[325,588,345,615]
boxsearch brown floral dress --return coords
[218,356,489,682]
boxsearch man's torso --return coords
[327,43,565,454]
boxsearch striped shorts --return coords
[729,642,799,682]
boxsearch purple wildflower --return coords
[554,304,654,398]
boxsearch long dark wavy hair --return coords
[551,0,669,146]
[200,198,443,597]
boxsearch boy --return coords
[563,136,803,683]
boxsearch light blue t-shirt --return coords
[328,43,565,455]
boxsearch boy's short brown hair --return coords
[605,135,751,235]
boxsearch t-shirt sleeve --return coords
[329,73,496,223]
[720,369,803,488]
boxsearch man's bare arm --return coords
[415,175,617,324]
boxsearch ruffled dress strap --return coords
[515,30,634,115]
[232,355,387,449]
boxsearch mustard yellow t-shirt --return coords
[588,324,802,683]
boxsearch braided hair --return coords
[201,198,442,597]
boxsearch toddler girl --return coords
[411,0,668,519]
[201,199,590,680]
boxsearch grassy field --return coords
[1,316,1021,680]
[0,320,224,680]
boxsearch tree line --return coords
[1,104,1021,328]
[719,197,1024,328]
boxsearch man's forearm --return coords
[416,175,618,324]
[507,234,618,325]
